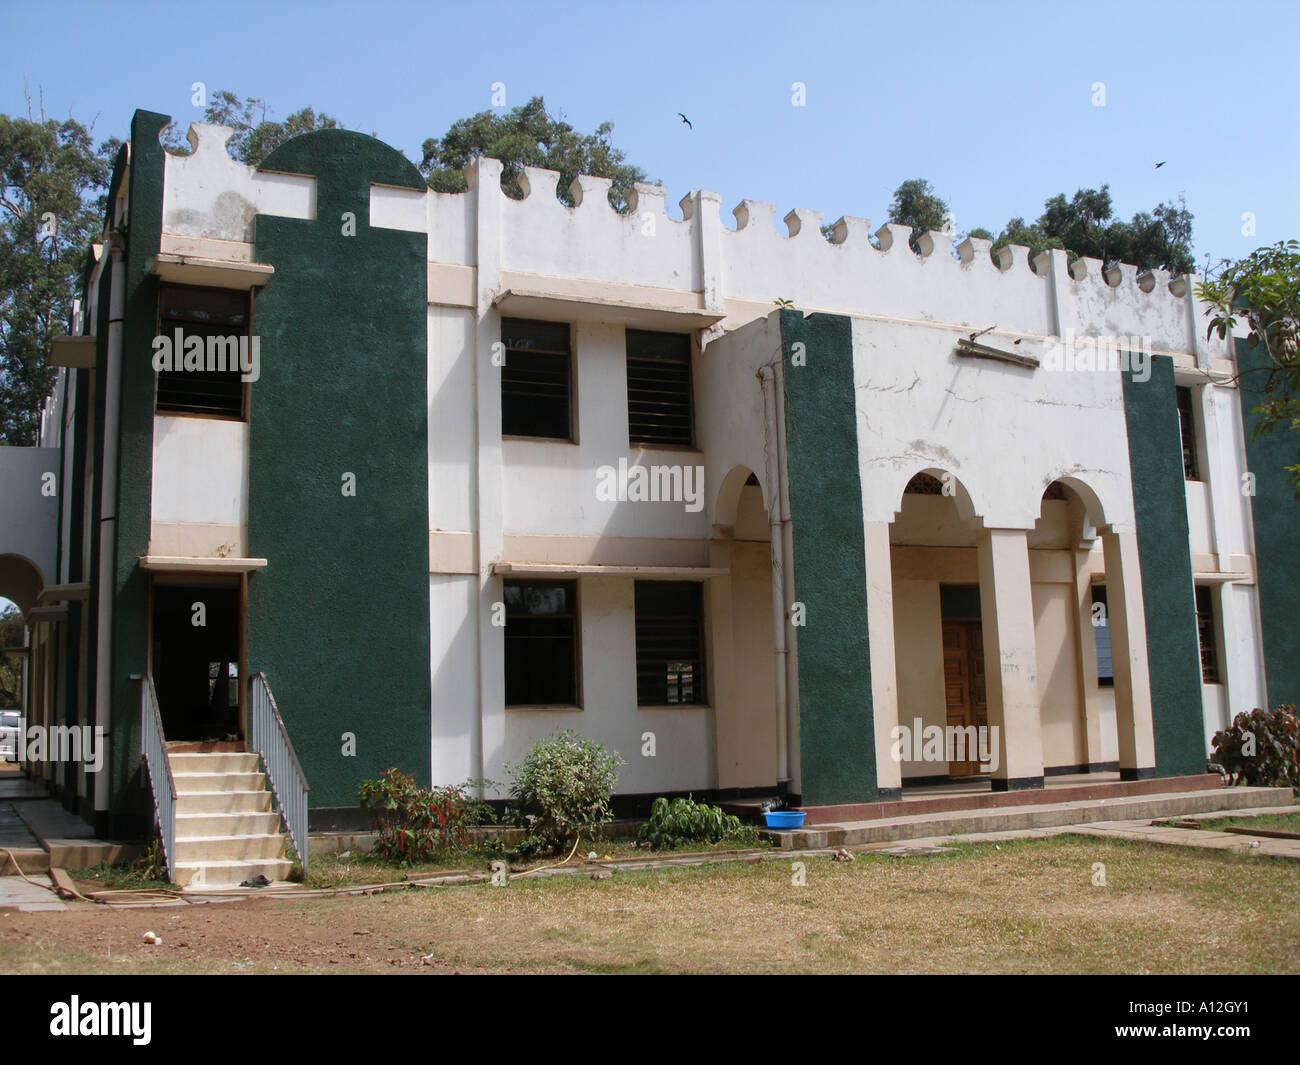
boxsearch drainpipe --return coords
[772,353,800,798]
[93,234,125,814]
[758,366,789,784]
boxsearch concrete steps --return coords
[175,811,280,836]
[167,751,289,887]
[176,790,271,815]
[175,857,293,889]
[770,786,1295,850]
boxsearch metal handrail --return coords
[137,672,177,883]
[249,672,309,874]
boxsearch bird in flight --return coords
[1155,161,1166,168]
[677,113,692,130]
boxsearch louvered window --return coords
[635,581,705,705]
[501,319,572,440]
[626,329,693,447]
[155,285,249,418]
[503,580,578,706]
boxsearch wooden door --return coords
[942,620,989,776]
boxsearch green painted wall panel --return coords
[1121,355,1205,776]
[109,111,168,835]
[249,131,431,809]
[779,310,877,805]
[1236,337,1300,708]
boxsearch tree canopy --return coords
[1198,239,1300,495]
[0,105,118,444]
[882,179,1195,276]
[886,179,950,253]
[162,90,339,164]
[420,96,649,211]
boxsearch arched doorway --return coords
[886,470,993,787]
[711,466,782,793]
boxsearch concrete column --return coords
[706,540,740,790]
[1071,548,1105,767]
[469,157,504,791]
[864,521,900,799]
[1101,530,1157,777]
[976,527,1044,789]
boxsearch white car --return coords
[0,710,21,761]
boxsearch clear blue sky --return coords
[1,0,1296,268]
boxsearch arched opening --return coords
[0,555,45,775]
[1029,477,1135,782]
[888,469,991,785]
[1029,481,1103,779]
[0,554,46,618]
[710,466,782,793]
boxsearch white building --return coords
[3,109,1294,881]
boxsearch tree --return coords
[986,186,1194,275]
[0,604,22,708]
[887,178,950,252]
[420,96,649,211]
[163,90,339,165]
[1198,240,1300,494]
[0,101,117,445]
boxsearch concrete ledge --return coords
[767,787,1294,851]
[0,847,49,875]
[797,773,1223,826]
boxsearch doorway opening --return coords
[151,581,242,742]
[940,585,987,777]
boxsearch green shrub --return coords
[636,796,764,851]
[358,768,495,864]
[1212,705,1300,789]
[506,731,624,855]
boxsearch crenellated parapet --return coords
[159,121,1224,357]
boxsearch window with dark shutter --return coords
[156,285,249,418]
[626,329,693,447]
[1092,585,1114,687]
[1176,386,1201,481]
[503,580,578,706]
[1195,584,1220,684]
[501,319,572,440]
[634,581,705,705]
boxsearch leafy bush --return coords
[358,768,495,863]
[506,731,624,855]
[636,796,764,851]
[1212,705,1300,789]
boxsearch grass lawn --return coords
[303,836,767,888]
[4,833,1299,974]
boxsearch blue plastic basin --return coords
[763,810,807,830]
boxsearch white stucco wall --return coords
[428,306,477,534]
[498,321,710,540]
[851,316,1136,532]
[1185,480,1214,556]
[150,415,248,527]
[495,577,713,794]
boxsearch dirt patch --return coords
[1,896,489,974]
[2,835,1299,974]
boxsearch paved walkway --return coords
[0,874,66,912]
[1070,818,1300,859]
[0,803,40,851]
[0,773,49,801]
[814,805,1300,860]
